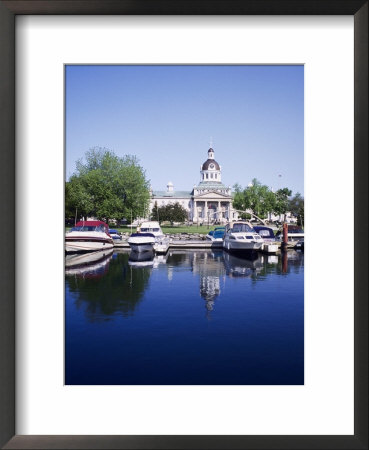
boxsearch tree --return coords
[66,147,150,222]
[274,187,292,217]
[233,179,276,219]
[288,193,304,226]
[152,202,188,225]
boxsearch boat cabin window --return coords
[141,227,160,232]
[258,229,274,237]
[73,225,106,232]
[231,223,254,233]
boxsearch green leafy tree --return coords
[66,147,150,222]
[288,193,304,226]
[151,201,160,222]
[274,187,292,217]
[152,202,188,225]
[233,178,276,219]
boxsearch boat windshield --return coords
[231,223,254,233]
[141,227,160,232]
[71,225,106,232]
[257,229,274,238]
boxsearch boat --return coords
[65,220,114,254]
[108,229,122,241]
[253,225,279,254]
[138,221,170,254]
[127,232,155,253]
[206,228,225,248]
[222,221,264,253]
[206,227,225,242]
[275,224,304,249]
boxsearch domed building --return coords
[149,146,238,224]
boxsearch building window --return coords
[210,173,213,179]
[206,173,209,179]
[215,174,217,179]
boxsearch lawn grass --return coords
[119,225,218,235]
[66,224,224,235]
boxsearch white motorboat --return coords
[65,220,114,254]
[127,232,155,253]
[223,221,264,253]
[138,221,170,254]
[253,225,279,254]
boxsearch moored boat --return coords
[253,225,279,254]
[65,220,114,254]
[138,221,170,254]
[223,221,264,253]
[127,232,155,253]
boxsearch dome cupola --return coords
[200,147,222,182]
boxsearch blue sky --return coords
[66,65,304,194]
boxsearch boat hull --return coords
[129,243,155,253]
[153,237,170,254]
[65,239,114,254]
[223,239,263,253]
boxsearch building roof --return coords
[195,181,229,190]
[202,159,220,170]
[152,190,192,199]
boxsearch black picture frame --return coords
[0,1,367,449]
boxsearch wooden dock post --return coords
[282,222,288,252]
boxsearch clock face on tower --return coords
[209,163,215,169]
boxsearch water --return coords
[65,249,304,385]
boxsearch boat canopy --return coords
[253,226,275,238]
[229,222,255,233]
[75,220,109,228]
[73,220,110,233]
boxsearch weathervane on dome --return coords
[209,136,214,148]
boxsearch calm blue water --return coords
[65,249,304,385]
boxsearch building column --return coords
[205,201,208,222]
[218,201,221,220]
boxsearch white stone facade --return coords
[150,147,238,224]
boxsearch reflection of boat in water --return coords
[128,251,168,268]
[65,249,113,277]
[128,250,155,267]
[139,221,170,254]
[223,221,264,253]
[222,251,263,277]
[65,220,114,253]
[152,254,168,268]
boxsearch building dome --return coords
[202,159,220,171]
[201,148,220,170]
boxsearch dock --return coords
[113,239,284,254]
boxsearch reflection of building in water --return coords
[191,250,226,316]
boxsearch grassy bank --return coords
[65,225,219,235]
[120,225,217,235]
